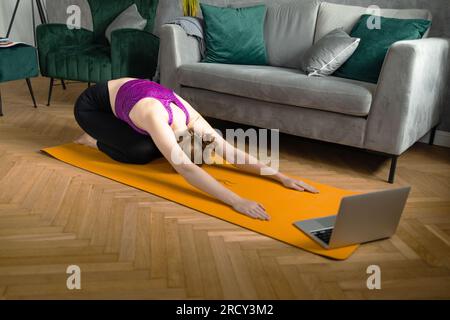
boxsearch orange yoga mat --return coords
[42,143,359,260]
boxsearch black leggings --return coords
[74,82,162,164]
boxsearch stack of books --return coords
[0,37,21,48]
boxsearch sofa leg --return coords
[0,88,3,117]
[429,125,438,145]
[61,79,67,90]
[26,78,37,108]
[47,77,54,106]
[388,155,398,184]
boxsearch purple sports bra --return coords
[115,79,190,135]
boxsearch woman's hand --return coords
[280,176,319,194]
[232,198,270,221]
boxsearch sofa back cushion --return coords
[199,0,321,69]
[314,2,432,43]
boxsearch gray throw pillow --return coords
[105,4,147,43]
[300,28,360,77]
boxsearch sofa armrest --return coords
[36,23,94,76]
[111,29,160,79]
[159,24,202,92]
[365,38,450,155]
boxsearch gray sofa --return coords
[160,0,450,183]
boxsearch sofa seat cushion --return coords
[178,63,376,117]
[46,43,112,83]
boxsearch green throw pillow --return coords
[200,3,268,65]
[334,14,431,83]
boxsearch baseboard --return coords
[419,130,450,148]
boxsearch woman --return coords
[74,78,318,221]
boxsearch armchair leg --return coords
[429,125,438,145]
[47,77,54,106]
[0,88,3,117]
[388,155,398,184]
[25,78,37,108]
[61,79,67,90]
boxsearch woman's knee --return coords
[125,142,161,164]
[73,84,105,123]
[74,93,92,127]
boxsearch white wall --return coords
[0,0,43,45]
[1,0,449,131]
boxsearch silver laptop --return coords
[293,187,411,249]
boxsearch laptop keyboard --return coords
[312,228,334,245]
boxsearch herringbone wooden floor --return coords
[0,77,449,299]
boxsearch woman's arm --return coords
[191,116,319,194]
[223,139,318,193]
[132,110,270,220]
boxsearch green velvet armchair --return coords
[36,0,160,105]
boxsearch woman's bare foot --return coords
[74,133,98,149]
